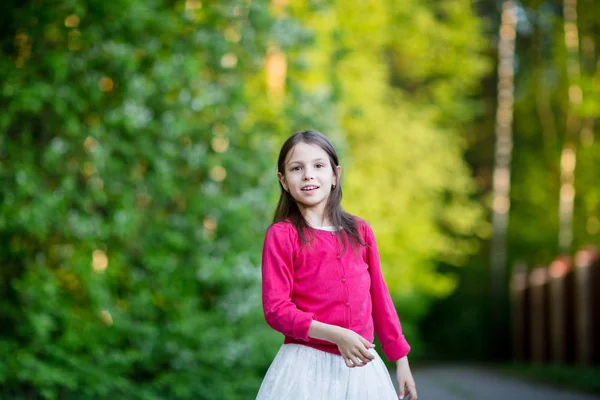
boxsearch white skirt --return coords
[255,344,398,400]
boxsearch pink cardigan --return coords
[261,218,410,362]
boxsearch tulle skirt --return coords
[255,344,398,400]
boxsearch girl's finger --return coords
[352,348,371,364]
[352,357,364,366]
[360,338,375,348]
[357,357,370,366]
[348,352,363,365]
[358,346,375,361]
[398,380,406,399]
[344,357,355,368]
[407,384,417,399]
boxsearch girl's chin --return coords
[295,199,329,210]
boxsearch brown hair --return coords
[273,130,365,251]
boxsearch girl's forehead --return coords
[285,142,329,163]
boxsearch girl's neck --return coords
[299,206,331,228]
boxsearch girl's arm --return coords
[262,224,316,341]
[364,222,417,397]
[363,222,411,361]
[306,319,343,343]
[308,320,376,368]
[395,356,418,399]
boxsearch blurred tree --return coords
[284,0,492,356]
[506,0,600,267]
[0,0,324,398]
[422,0,600,361]
[489,0,517,358]
[359,0,488,329]
[558,0,582,253]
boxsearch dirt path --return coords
[391,365,600,400]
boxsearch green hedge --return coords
[0,1,303,398]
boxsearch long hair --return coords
[273,130,365,251]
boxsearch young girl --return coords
[256,130,418,400]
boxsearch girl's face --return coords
[278,141,341,213]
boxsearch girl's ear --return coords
[334,165,342,187]
[277,172,288,192]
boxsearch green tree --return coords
[422,0,600,361]
[285,0,491,356]
[506,0,600,267]
[0,0,318,398]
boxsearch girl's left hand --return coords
[395,356,417,399]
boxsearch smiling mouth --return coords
[301,185,319,191]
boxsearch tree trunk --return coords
[490,0,517,358]
[558,0,581,252]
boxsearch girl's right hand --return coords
[334,328,376,368]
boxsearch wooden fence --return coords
[510,246,600,365]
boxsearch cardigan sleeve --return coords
[261,223,316,341]
[363,222,411,361]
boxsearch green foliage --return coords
[336,0,490,292]
[2,0,493,393]
[283,0,492,358]
[507,0,600,266]
[332,0,490,352]
[7,0,598,393]
[0,0,297,398]
[421,0,600,361]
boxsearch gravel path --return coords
[391,365,600,400]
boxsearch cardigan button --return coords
[336,254,341,259]
[341,277,346,283]
[344,302,350,307]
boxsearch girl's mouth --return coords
[301,185,319,191]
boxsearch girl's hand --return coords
[395,356,417,399]
[334,328,375,368]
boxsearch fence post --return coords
[548,255,575,363]
[510,263,529,362]
[574,246,600,365]
[529,266,549,363]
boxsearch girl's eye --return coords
[291,166,301,171]
[315,163,324,168]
